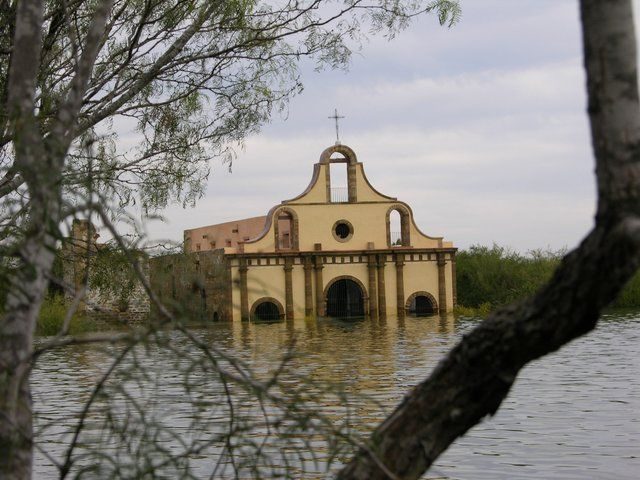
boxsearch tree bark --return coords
[337,1,640,478]
[0,1,45,477]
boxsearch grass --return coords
[453,303,493,317]
[36,295,98,336]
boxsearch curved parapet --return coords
[234,144,452,253]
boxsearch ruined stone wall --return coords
[60,219,151,324]
[59,220,232,324]
[149,249,231,322]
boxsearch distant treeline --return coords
[456,244,640,314]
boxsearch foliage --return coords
[456,244,564,309]
[456,244,640,312]
[35,295,96,336]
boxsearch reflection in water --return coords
[31,312,639,478]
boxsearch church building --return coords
[183,143,456,322]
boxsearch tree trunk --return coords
[337,1,640,478]
[0,0,111,476]
[0,0,47,477]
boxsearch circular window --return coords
[332,220,354,242]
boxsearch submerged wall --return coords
[149,250,232,322]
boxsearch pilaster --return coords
[377,254,386,318]
[395,253,405,318]
[303,256,313,316]
[451,252,457,308]
[368,255,378,318]
[284,257,294,320]
[225,259,233,321]
[314,256,325,316]
[239,258,249,321]
[437,252,447,313]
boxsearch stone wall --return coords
[149,249,231,322]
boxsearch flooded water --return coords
[31,311,640,479]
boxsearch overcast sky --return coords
[139,1,639,252]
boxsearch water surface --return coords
[32,311,640,478]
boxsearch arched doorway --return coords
[325,278,365,318]
[251,297,284,321]
[406,291,438,317]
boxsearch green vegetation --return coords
[455,244,640,314]
[36,295,97,336]
[613,271,640,308]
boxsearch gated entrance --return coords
[325,278,365,318]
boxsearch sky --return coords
[137,0,637,253]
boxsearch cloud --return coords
[140,1,605,253]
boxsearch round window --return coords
[332,220,354,242]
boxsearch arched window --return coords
[386,205,411,247]
[277,211,293,249]
[273,208,299,251]
[329,161,349,202]
[389,210,402,246]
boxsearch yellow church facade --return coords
[184,144,456,321]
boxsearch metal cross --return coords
[328,108,345,145]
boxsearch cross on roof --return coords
[328,108,345,145]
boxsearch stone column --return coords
[239,258,249,321]
[303,257,313,316]
[347,163,358,202]
[314,256,325,316]
[284,257,294,320]
[395,253,405,318]
[377,254,386,318]
[401,212,411,246]
[368,255,378,318]
[437,252,447,313]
